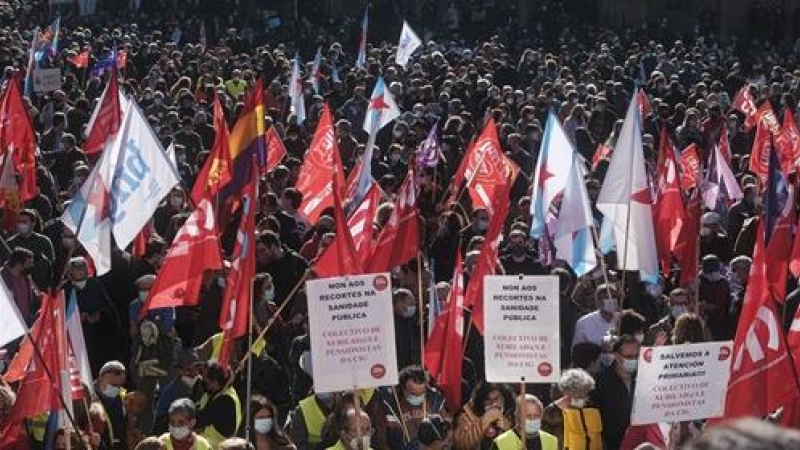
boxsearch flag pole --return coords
[519,378,526,450]
[589,226,614,294]
[416,252,427,417]
[243,275,256,442]
[353,386,364,449]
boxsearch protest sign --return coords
[33,68,62,93]
[306,273,398,393]
[483,275,560,383]
[631,341,733,425]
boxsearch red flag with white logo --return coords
[653,130,685,274]
[0,74,37,201]
[732,85,758,130]
[264,126,287,173]
[83,70,122,156]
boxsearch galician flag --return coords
[395,21,422,67]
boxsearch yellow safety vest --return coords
[158,432,213,450]
[298,396,327,445]
[198,386,242,448]
[26,413,49,442]
[563,408,603,450]
[209,332,266,362]
[95,387,127,447]
[494,429,558,450]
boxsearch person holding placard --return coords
[492,394,557,450]
[643,288,692,346]
[327,408,374,450]
[372,366,447,450]
[591,335,639,450]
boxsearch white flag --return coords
[596,96,658,282]
[0,278,26,348]
[290,54,306,124]
[395,21,422,67]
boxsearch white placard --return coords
[33,68,62,93]
[483,275,560,383]
[631,341,733,425]
[306,273,398,393]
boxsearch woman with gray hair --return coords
[541,369,597,449]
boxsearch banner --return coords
[483,275,560,383]
[306,273,398,393]
[33,68,61,93]
[631,341,733,425]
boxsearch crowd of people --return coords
[2,0,800,449]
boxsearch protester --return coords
[158,398,211,450]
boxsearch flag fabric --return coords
[218,159,258,368]
[357,8,369,70]
[89,45,119,78]
[170,27,182,45]
[592,141,614,170]
[218,80,267,204]
[722,220,800,420]
[23,27,40,97]
[0,75,38,201]
[0,277,25,348]
[362,76,401,135]
[311,157,362,278]
[131,220,153,257]
[62,100,180,274]
[310,47,322,94]
[636,88,651,119]
[552,150,597,277]
[68,49,91,69]
[777,109,800,174]
[763,147,794,303]
[530,112,577,239]
[732,85,758,129]
[191,94,232,204]
[348,181,382,266]
[395,21,422,67]
[415,125,442,168]
[0,148,21,224]
[264,126,287,173]
[65,291,94,397]
[653,130,686,274]
[456,119,519,215]
[596,95,658,282]
[0,294,68,447]
[718,125,732,166]
[678,144,701,190]
[366,167,421,273]
[764,147,790,246]
[674,191,701,287]
[790,211,800,277]
[331,63,341,83]
[295,104,346,223]
[467,182,512,335]
[424,250,464,411]
[83,71,124,155]
[141,198,223,314]
[701,133,743,210]
[290,54,306,124]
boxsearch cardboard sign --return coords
[306,273,398,393]
[483,275,560,383]
[631,341,733,425]
[33,68,62,93]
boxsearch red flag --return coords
[0,75,37,201]
[424,250,464,411]
[191,94,233,204]
[750,122,773,182]
[311,155,362,278]
[68,49,90,69]
[462,119,520,214]
[141,199,223,315]
[637,88,652,119]
[732,85,758,129]
[679,144,701,190]
[218,158,258,368]
[296,104,346,223]
[722,220,800,420]
[468,182,512,335]
[718,127,732,167]
[365,167,421,273]
[653,130,685,274]
[349,181,382,266]
[790,211,800,278]
[83,70,122,155]
[0,294,67,446]
[131,220,153,258]
[592,142,614,171]
[765,188,795,304]
[264,126,287,173]
[776,109,800,174]
[673,190,701,287]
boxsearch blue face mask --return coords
[406,394,425,406]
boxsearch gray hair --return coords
[169,398,196,420]
[558,368,595,395]
[524,394,543,412]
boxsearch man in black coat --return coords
[591,334,639,450]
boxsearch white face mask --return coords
[102,385,120,398]
[170,196,184,208]
[16,223,31,234]
[570,397,587,408]
[645,284,663,298]
[406,393,425,406]
[634,333,644,344]
[402,305,417,318]
[525,418,541,435]
[73,280,87,289]
[671,305,688,318]
[622,358,638,374]
[601,298,617,313]
[349,436,371,449]
[169,425,191,440]
[254,417,274,435]
[476,219,489,231]
[181,375,198,388]
[262,287,275,303]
